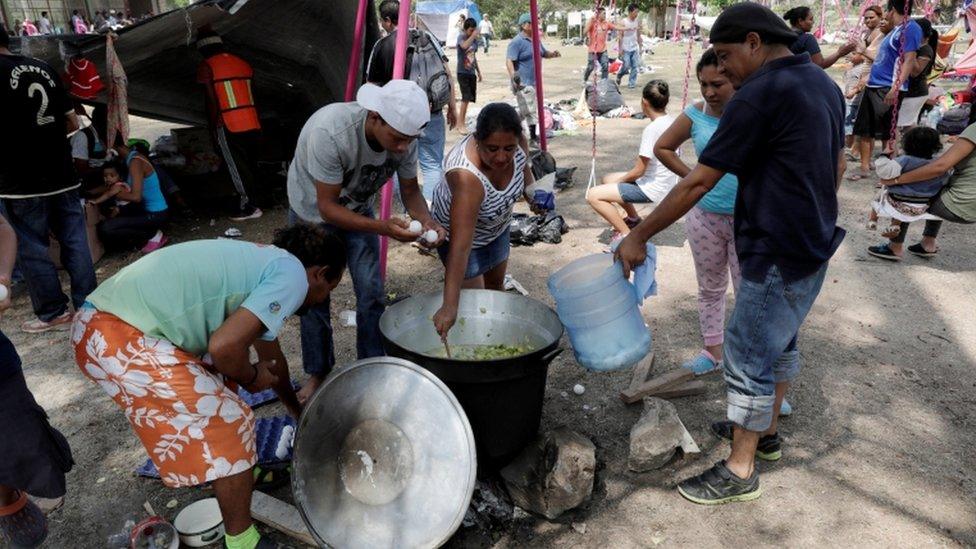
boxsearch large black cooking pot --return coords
[379,290,564,471]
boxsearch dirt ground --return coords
[12,38,975,547]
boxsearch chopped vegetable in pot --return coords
[427,343,532,360]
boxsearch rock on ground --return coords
[500,426,596,520]
[628,397,686,472]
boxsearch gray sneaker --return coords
[677,460,761,505]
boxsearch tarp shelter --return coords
[947,5,976,76]
[416,0,481,45]
[12,0,381,156]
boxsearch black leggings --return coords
[890,196,973,243]
[98,208,168,251]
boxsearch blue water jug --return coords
[548,254,651,371]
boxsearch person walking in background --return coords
[616,3,644,89]
[0,28,97,334]
[196,30,265,221]
[456,17,483,134]
[368,0,459,203]
[584,7,623,82]
[507,13,561,146]
[37,11,53,34]
[479,14,494,54]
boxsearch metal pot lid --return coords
[173,498,222,535]
[292,357,476,548]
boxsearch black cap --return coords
[710,2,798,45]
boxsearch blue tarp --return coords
[416,0,481,43]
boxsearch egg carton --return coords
[136,415,297,479]
[236,380,300,409]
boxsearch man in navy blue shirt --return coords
[616,2,846,504]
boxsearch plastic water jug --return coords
[548,254,651,371]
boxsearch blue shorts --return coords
[617,183,653,204]
[437,228,511,280]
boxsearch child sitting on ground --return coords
[87,162,130,217]
[867,126,948,237]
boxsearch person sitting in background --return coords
[94,141,168,253]
[586,80,676,245]
[87,162,128,216]
[783,6,856,69]
[867,126,950,259]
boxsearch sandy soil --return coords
[11,39,975,547]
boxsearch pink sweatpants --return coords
[685,206,741,346]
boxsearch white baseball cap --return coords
[357,80,431,137]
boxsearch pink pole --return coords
[529,0,547,151]
[378,0,413,280]
[344,0,370,102]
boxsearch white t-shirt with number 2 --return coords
[635,114,678,203]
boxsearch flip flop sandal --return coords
[867,243,903,261]
[907,243,939,258]
[253,463,292,491]
[0,491,48,548]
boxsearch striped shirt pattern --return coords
[432,136,527,248]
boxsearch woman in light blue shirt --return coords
[654,49,740,376]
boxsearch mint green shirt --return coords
[87,240,308,356]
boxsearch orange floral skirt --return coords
[72,309,256,488]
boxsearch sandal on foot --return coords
[846,168,867,181]
[0,491,48,548]
[867,243,903,261]
[907,243,939,258]
[681,351,721,376]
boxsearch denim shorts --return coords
[437,228,511,280]
[723,263,828,432]
[617,183,653,204]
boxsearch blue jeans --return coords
[289,210,385,376]
[418,111,446,202]
[723,263,828,432]
[3,190,97,321]
[618,49,640,88]
[584,51,609,82]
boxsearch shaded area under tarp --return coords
[11,0,380,149]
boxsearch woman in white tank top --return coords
[430,103,542,339]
